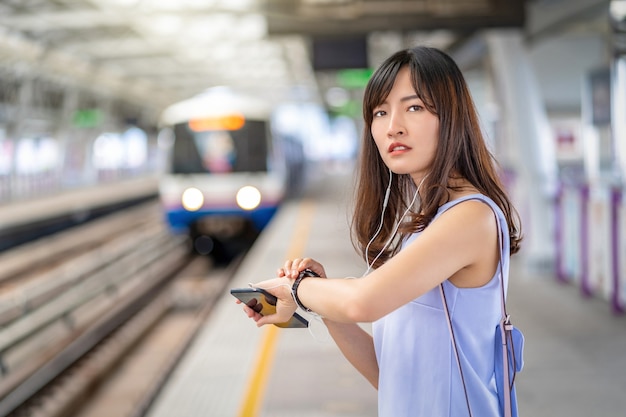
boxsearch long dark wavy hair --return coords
[351,46,522,269]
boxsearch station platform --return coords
[145,167,626,417]
[0,175,159,250]
[0,175,159,231]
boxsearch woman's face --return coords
[370,66,439,185]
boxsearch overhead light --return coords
[133,0,215,11]
[185,15,234,42]
[210,44,238,60]
[237,14,267,40]
[173,14,267,44]
[217,0,255,10]
[150,15,183,35]
[611,1,626,21]
[100,0,142,7]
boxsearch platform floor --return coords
[146,166,626,417]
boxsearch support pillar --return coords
[485,29,559,270]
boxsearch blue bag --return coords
[495,318,525,417]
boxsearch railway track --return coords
[0,202,246,417]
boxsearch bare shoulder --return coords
[416,197,498,253]
[436,197,497,231]
[434,198,500,286]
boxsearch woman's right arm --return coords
[323,319,379,389]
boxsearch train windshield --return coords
[171,120,269,174]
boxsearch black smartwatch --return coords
[291,269,320,313]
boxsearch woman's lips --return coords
[388,142,410,154]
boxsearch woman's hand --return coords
[277,257,326,280]
[238,258,326,327]
[239,277,297,327]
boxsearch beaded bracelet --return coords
[292,269,320,313]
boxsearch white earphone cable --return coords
[364,168,393,271]
[363,173,428,276]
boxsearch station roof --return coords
[0,0,609,115]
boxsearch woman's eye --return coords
[408,105,422,112]
[373,110,385,117]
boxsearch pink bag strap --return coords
[439,284,473,416]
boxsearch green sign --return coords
[329,99,361,118]
[336,68,373,89]
[72,109,103,128]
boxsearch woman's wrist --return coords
[291,269,320,312]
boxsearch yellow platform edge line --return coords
[237,200,316,417]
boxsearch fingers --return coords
[255,311,292,327]
[280,258,304,278]
[241,303,263,321]
[250,277,288,294]
[255,316,273,327]
[277,258,326,279]
[238,297,292,327]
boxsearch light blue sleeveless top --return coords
[372,194,510,417]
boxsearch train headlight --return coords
[182,187,204,211]
[236,186,261,210]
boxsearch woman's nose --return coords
[386,113,405,137]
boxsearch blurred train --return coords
[158,87,303,260]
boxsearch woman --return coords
[241,46,523,417]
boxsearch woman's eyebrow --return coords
[376,94,420,107]
[400,94,420,102]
